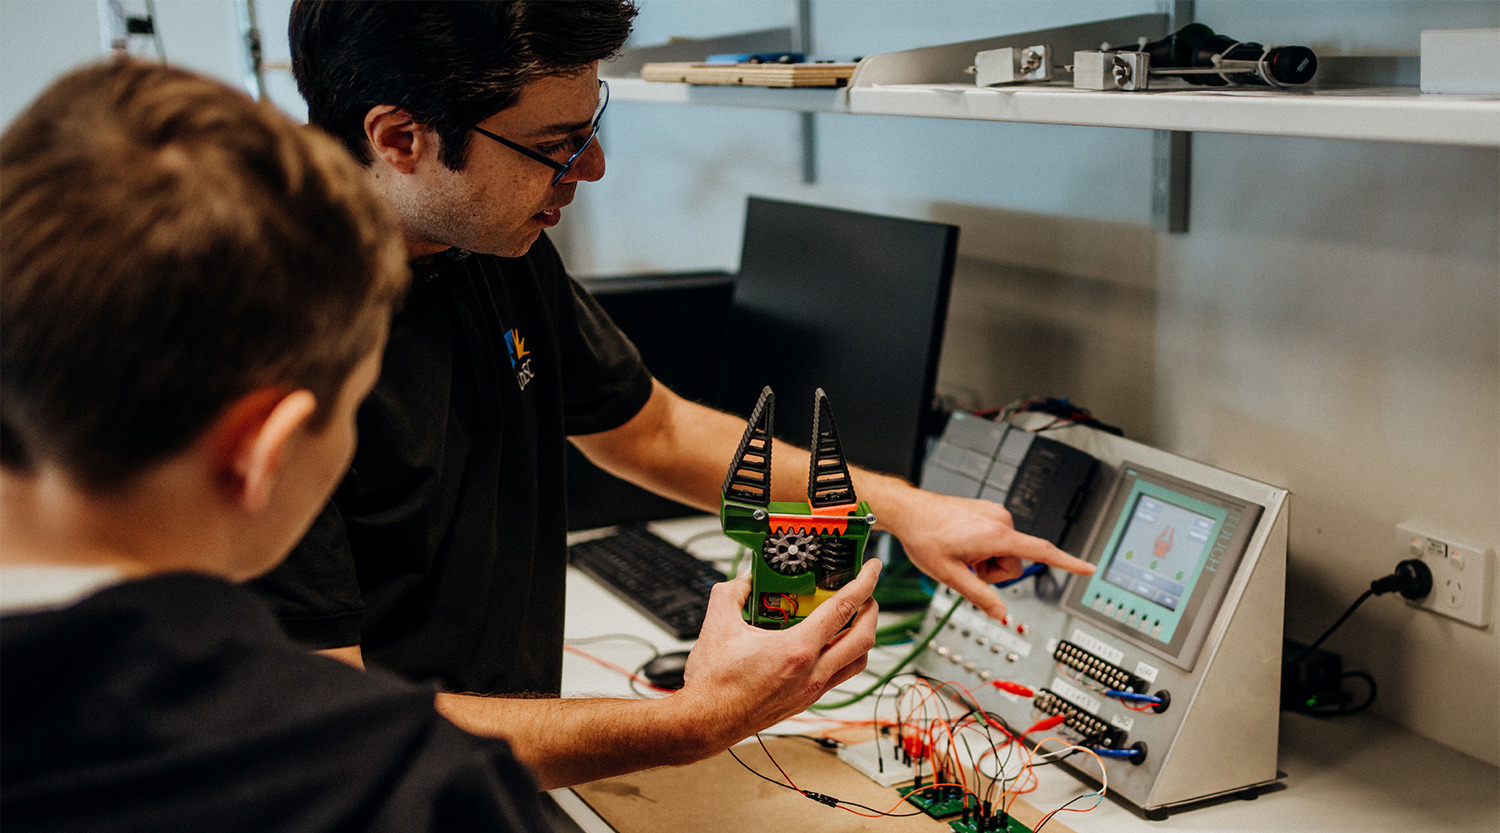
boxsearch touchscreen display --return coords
[1075,476,1231,647]
[1103,494,1216,613]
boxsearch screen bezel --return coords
[1063,463,1263,671]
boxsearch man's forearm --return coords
[433,690,727,790]
[433,563,882,790]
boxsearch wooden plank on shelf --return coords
[642,61,857,88]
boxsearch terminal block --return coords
[1054,640,1145,693]
[1034,688,1126,749]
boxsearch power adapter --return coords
[1281,639,1346,712]
[1281,558,1424,716]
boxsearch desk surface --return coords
[556,518,1500,833]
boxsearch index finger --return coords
[1003,530,1096,576]
[933,564,1010,622]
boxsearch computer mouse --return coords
[640,650,691,690]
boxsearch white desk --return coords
[553,518,1500,833]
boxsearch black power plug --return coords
[1302,558,1435,660]
[1370,558,1432,600]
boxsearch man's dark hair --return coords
[0,57,409,492]
[292,0,637,169]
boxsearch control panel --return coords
[911,412,1289,819]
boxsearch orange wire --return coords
[891,782,976,815]
[562,643,673,693]
[1021,736,1108,823]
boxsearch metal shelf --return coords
[846,83,1499,147]
[608,75,1497,148]
[606,12,1499,148]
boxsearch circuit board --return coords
[898,785,969,819]
[897,786,1038,832]
[947,817,1036,833]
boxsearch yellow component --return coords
[792,587,839,618]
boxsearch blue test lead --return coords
[1105,689,1164,705]
[994,562,1048,589]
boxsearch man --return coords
[255,0,1092,790]
[0,57,555,830]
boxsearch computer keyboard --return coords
[568,525,727,640]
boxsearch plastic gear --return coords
[763,529,822,575]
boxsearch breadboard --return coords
[641,61,857,87]
[836,739,915,787]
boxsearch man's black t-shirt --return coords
[0,573,554,832]
[252,235,654,695]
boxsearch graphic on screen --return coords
[1073,473,1233,648]
[1103,495,1216,612]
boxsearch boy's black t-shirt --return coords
[251,235,654,695]
[0,572,554,833]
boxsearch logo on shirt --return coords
[504,328,535,390]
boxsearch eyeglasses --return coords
[471,79,608,186]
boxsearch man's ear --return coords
[364,105,433,175]
[212,389,319,513]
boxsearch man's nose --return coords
[564,139,605,183]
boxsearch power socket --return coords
[1397,523,1495,628]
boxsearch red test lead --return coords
[991,681,1034,698]
[1024,714,1067,736]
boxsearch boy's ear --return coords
[364,105,432,175]
[211,388,319,512]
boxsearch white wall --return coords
[0,0,107,125]
[0,0,298,127]
[564,0,1500,767]
[2,0,1496,766]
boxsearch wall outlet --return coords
[1397,523,1495,628]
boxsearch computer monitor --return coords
[720,197,959,483]
[566,198,958,530]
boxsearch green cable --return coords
[873,579,935,609]
[873,611,927,646]
[808,594,964,711]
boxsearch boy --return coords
[0,58,554,831]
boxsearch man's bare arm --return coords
[572,380,1094,622]
[435,562,880,789]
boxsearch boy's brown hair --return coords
[1,57,410,492]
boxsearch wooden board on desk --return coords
[571,735,1074,833]
[641,61,856,87]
